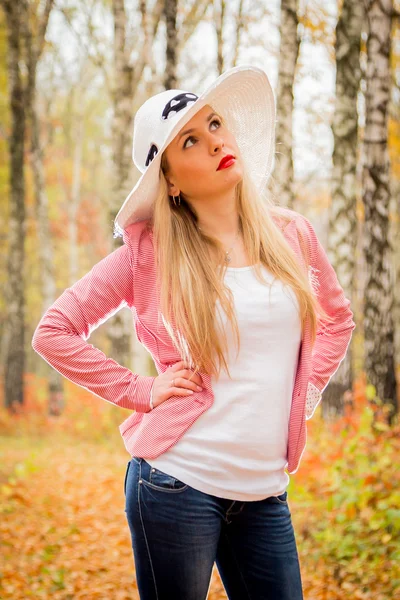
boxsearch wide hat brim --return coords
[114,65,276,234]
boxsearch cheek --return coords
[177,157,215,189]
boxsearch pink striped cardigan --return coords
[32,207,356,475]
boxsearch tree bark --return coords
[110,0,163,374]
[321,0,364,420]
[164,0,178,89]
[362,0,397,423]
[272,0,300,210]
[214,0,226,75]
[24,0,63,416]
[1,0,28,411]
[231,0,244,67]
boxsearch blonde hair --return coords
[147,138,335,380]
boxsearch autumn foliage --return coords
[0,373,399,599]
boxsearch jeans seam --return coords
[142,461,189,493]
[141,478,189,494]
[221,530,252,600]
[138,459,159,599]
[225,501,245,523]
[124,460,131,497]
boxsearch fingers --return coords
[169,360,203,387]
[150,362,204,408]
[172,376,203,393]
[171,385,195,396]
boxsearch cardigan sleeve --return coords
[31,242,155,413]
[305,381,323,420]
[296,214,356,402]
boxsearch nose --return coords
[209,133,224,154]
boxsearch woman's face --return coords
[162,104,243,202]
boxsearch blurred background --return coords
[1,1,400,598]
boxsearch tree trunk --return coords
[272,0,300,210]
[214,0,226,75]
[110,0,162,374]
[1,0,28,412]
[321,0,364,420]
[362,0,397,423]
[231,0,244,67]
[164,0,178,89]
[24,0,62,416]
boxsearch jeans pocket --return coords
[268,491,288,505]
[141,461,188,493]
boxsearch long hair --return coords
[148,148,335,381]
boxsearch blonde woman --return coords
[32,66,356,600]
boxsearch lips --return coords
[217,154,236,170]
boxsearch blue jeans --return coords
[124,457,304,600]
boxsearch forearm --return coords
[32,315,154,413]
[31,243,154,413]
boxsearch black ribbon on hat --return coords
[161,92,198,120]
[145,143,159,167]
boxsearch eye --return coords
[183,118,222,149]
[210,118,221,129]
[183,135,197,149]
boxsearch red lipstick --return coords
[217,154,236,171]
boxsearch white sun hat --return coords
[113,65,276,237]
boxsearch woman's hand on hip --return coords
[152,360,204,408]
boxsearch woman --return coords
[32,66,356,599]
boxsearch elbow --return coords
[347,304,356,333]
[32,323,61,358]
[31,324,48,357]
[337,298,356,334]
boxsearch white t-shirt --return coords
[146,263,302,501]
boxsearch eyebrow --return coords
[177,112,220,143]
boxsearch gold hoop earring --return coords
[172,194,181,207]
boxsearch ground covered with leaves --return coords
[1,374,399,599]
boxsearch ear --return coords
[164,174,180,197]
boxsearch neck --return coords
[192,190,240,238]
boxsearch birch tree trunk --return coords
[30,100,64,416]
[272,0,300,210]
[164,0,178,89]
[1,0,28,411]
[362,0,397,423]
[212,0,251,76]
[231,0,244,67]
[321,0,364,420]
[24,0,63,416]
[214,0,226,75]
[393,16,400,378]
[111,0,163,374]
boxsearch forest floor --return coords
[0,431,330,600]
[1,386,399,600]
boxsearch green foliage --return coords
[292,396,400,597]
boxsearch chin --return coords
[225,169,243,188]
